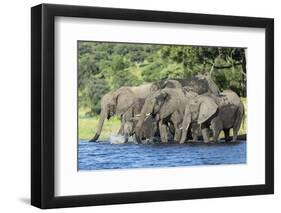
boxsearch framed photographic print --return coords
[31,3,274,209]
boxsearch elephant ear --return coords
[155,91,172,119]
[113,88,135,114]
[158,91,171,108]
[160,91,169,101]
[155,91,169,107]
[112,92,119,105]
[197,97,218,124]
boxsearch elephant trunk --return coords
[89,133,99,142]
[89,110,107,142]
[134,114,147,143]
[124,133,129,143]
[135,100,154,143]
[179,123,190,144]
[135,112,146,136]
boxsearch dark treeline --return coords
[78,41,246,116]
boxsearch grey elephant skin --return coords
[120,98,158,143]
[150,74,220,95]
[134,74,221,143]
[179,90,244,144]
[135,88,198,143]
[120,98,145,135]
[89,84,152,142]
[90,74,223,142]
[123,116,158,143]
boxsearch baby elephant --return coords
[120,98,158,143]
[123,116,158,143]
[180,90,244,143]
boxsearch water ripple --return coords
[78,141,246,170]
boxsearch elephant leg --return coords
[124,134,129,143]
[201,122,210,143]
[201,128,210,143]
[212,128,221,143]
[210,118,222,143]
[224,129,231,142]
[133,134,142,144]
[232,128,238,142]
[191,123,200,142]
[168,123,175,136]
[89,134,99,142]
[174,127,181,143]
[159,120,169,143]
[232,103,244,142]
[170,112,182,143]
[232,109,243,142]
[167,124,174,141]
[192,133,198,142]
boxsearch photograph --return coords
[78,41,247,171]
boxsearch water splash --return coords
[109,134,127,144]
[109,134,138,144]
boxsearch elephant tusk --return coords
[179,127,183,130]
[135,114,141,117]
[146,113,151,117]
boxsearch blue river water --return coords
[78,140,246,171]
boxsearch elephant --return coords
[150,74,220,95]
[89,84,153,142]
[90,74,220,142]
[150,79,182,92]
[119,98,158,143]
[179,90,244,144]
[121,98,145,124]
[135,88,199,143]
[123,115,159,143]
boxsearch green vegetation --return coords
[79,116,121,140]
[79,107,121,140]
[78,42,246,116]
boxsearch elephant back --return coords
[180,74,220,95]
[149,74,220,96]
[130,83,153,99]
[220,90,241,106]
[114,84,152,114]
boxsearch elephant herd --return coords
[89,74,244,144]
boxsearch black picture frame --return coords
[31,3,274,209]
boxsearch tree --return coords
[111,55,135,88]
[160,46,246,96]
[79,77,110,116]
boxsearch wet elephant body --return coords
[120,98,159,143]
[89,74,244,144]
[179,90,244,144]
[135,88,198,143]
[89,84,153,142]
